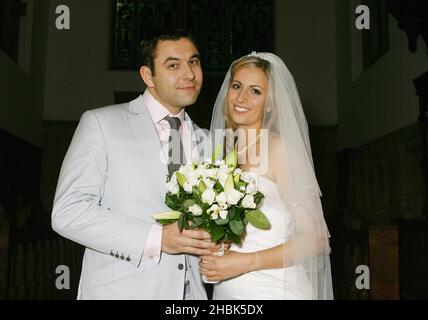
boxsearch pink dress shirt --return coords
[141,89,193,264]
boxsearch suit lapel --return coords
[128,96,169,196]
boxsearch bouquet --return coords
[152,147,271,245]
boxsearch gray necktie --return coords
[164,116,185,175]
[164,116,192,299]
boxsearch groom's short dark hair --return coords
[139,30,198,76]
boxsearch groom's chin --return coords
[180,96,200,107]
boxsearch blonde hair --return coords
[222,55,277,130]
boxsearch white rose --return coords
[219,210,228,220]
[239,186,246,192]
[167,182,179,195]
[183,182,193,193]
[242,194,257,209]
[241,172,255,184]
[226,189,244,205]
[246,182,257,195]
[202,189,216,205]
[189,204,203,216]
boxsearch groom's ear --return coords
[140,66,154,88]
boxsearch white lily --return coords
[208,204,220,220]
[226,188,244,205]
[216,192,227,208]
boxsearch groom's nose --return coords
[182,63,196,81]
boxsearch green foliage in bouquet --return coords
[152,147,271,244]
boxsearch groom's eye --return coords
[168,63,179,69]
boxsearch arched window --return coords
[110,0,274,72]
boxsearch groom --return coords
[51,30,216,299]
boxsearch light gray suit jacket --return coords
[52,95,210,300]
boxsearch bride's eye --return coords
[251,88,262,95]
[231,83,241,90]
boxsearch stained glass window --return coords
[111,0,274,72]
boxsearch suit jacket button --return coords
[178,264,184,270]
[126,256,131,262]
[115,252,119,258]
[120,254,125,260]
[110,250,114,257]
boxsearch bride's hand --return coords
[199,251,254,282]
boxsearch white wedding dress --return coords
[212,172,314,300]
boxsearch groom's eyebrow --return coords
[189,54,201,61]
[163,54,200,65]
[163,56,180,64]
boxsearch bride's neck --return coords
[235,125,262,144]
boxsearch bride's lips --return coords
[233,105,251,113]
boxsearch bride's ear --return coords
[140,66,154,88]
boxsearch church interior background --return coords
[0,0,427,300]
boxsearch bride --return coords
[200,52,334,300]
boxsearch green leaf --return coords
[224,174,234,191]
[211,224,225,242]
[225,147,238,168]
[243,216,248,225]
[182,200,197,210]
[246,210,271,230]
[214,180,224,193]
[191,216,204,228]
[227,230,242,244]
[253,192,265,205]
[157,219,178,225]
[165,194,179,210]
[198,180,207,195]
[152,210,181,221]
[176,172,187,187]
[235,181,246,190]
[183,216,190,229]
[178,213,187,232]
[212,143,224,162]
[228,207,237,220]
[215,216,229,226]
[229,219,244,236]
[234,173,241,184]
[193,186,203,204]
